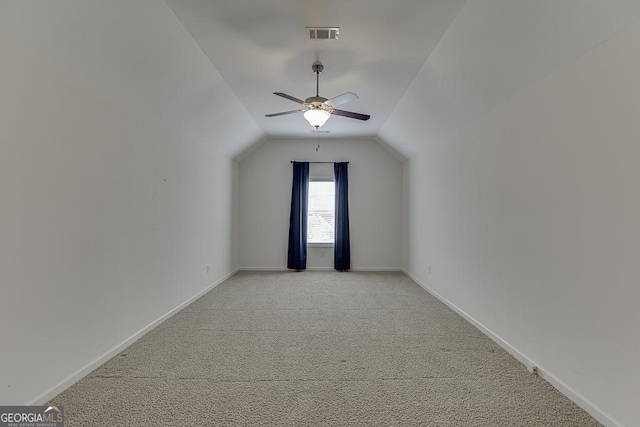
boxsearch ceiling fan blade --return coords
[326,92,359,107]
[330,109,370,121]
[265,109,305,117]
[273,92,306,105]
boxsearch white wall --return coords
[239,139,403,270]
[0,32,240,404]
[403,22,640,426]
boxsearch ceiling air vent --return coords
[307,27,339,40]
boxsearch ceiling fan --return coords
[266,61,370,129]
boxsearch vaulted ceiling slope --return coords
[379,0,640,158]
[0,0,263,159]
[2,1,640,160]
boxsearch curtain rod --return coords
[290,161,349,164]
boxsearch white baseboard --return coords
[238,267,404,272]
[27,267,239,406]
[535,365,622,427]
[402,269,622,427]
[400,270,537,371]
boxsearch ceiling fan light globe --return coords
[303,109,331,128]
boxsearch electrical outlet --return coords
[206,265,210,273]
[428,265,432,274]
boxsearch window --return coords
[307,180,334,245]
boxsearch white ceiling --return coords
[0,0,264,159]
[380,0,640,157]
[1,1,640,159]
[164,0,466,140]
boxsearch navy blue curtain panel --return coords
[287,162,309,270]
[334,162,351,271]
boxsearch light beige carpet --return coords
[51,271,600,426]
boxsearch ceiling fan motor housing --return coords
[305,96,328,107]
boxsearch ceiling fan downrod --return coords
[312,61,323,97]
